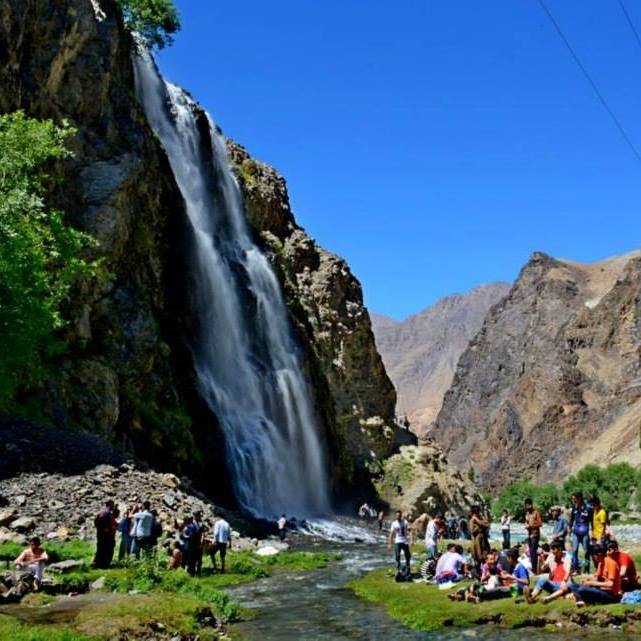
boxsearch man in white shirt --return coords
[277,514,287,541]
[131,501,154,558]
[425,514,444,559]
[387,510,413,570]
[211,511,232,573]
[435,543,466,582]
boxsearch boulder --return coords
[162,473,181,489]
[47,559,85,573]
[0,509,17,527]
[9,517,35,533]
[90,576,106,590]
[255,546,280,556]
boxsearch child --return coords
[167,541,183,570]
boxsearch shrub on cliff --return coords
[116,0,180,49]
[0,112,96,412]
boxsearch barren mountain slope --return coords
[371,283,510,435]
[431,250,641,491]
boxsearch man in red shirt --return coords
[569,544,622,606]
[526,541,571,603]
[607,540,639,591]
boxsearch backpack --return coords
[395,564,412,582]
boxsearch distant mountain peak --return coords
[371,282,511,436]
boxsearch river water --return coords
[228,531,636,641]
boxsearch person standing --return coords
[131,500,154,559]
[117,508,134,561]
[549,506,568,548]
[447,513,459,540]
[388,510,413,571]
[192,511,205,575]
[500,510,511,550]
[93,499,116,569]
[524,498,542,574]
[211,511,232,573]
[569,492,592,573]
[182,515,199,575]
[469,505,490,570]
[377,510,385,531]
[278,514,287,541]
[591,497,608,545]
[425,514,444,559]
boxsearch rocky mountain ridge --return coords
[432,250,641,491]
[371,283,510,435]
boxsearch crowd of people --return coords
[9,499,237,591]
[387,492,640,608]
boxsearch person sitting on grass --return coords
[568,544,622,607]
[14,537,48,591]
[449,550,522,602]
[606,540,639,591]
[525,541,572,604]
[500,548,530,596]
[435,543,468,583]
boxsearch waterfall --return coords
[133,51,330,518]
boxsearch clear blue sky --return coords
[158,1,641,320]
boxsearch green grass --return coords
[348,568,641,633]
[0,615,95,641]
[0,540,93,566]
[0,540,338,639]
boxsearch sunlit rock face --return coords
[432,250,641,492]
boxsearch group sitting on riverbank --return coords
[389,493,641,609]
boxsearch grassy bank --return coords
[0,540,337,640]
[348,568,641,633]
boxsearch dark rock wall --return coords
[0,0,405,505]
[0,0,234,499]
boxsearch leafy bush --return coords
[116,0,180,49]
[0,112,96,412]
[494,462,641,520]
[493,480,560,520]
[563,462,640,512]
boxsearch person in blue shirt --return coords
[569,492,592,573]
[549,506,569,548]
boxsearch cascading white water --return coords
[134,51,330,518]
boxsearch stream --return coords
[227,528,637,641]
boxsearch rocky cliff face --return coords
[371,283,510,436]
[0,0,406,503]
[226,143,409,493]
[0,0,213,477]
[432,250,641,492]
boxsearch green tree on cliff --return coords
[0,112,95,412]
[116,0,181,49]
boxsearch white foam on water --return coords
[303,519,381,543]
